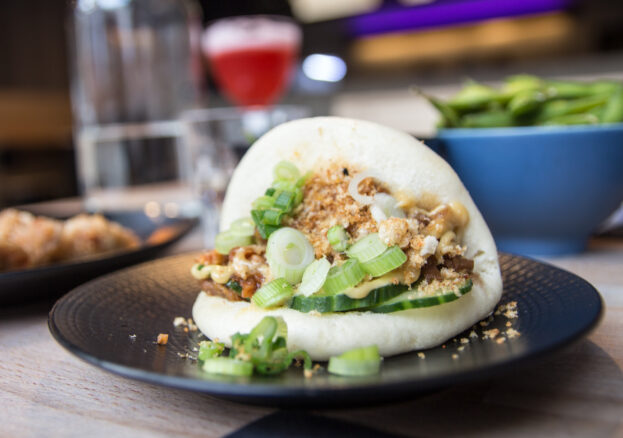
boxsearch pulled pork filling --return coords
[195,165,473,302]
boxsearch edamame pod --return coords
[545,80,595,99]
[460,110,514,128]
[508,90,546,118]
[601,86,623,123]
[537,94,609,122]
[540,113,599,125]
[447,81,499,112]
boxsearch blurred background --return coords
[2,0,623,208]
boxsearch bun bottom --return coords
[192,279,500,360]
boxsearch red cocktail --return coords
[203,16,301,107]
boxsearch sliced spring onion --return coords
[215,231,252,255]
[266,227,315,284]
[361,246,407,277]
[272,179,296,192]
[347,170,382,205]
[294,188,303,206]
[265,187,276,196]
[296,171,312,188]
[244,316,279,361]
[229,217,256,237]
[273,190,295,211]
[252,195,275,210]
[274,160,300,182]
[197,340,225,361]
[297,257,331,297]
[323,259,366,295]
[328,345,381,376]
[262,208,285,226]
[274,316,288,340]
[202,357,254,376]
[327,225,350,252]
[251,278,295,308]
[251,210,280,239]
[346,233,387,263]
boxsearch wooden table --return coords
[1,228,621,437]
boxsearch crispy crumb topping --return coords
[284,165,383,258]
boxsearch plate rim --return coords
[47,252,604,403]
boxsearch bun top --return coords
[222,116,497,269]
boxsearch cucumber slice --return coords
[289,283,408,313]
[370,279,473,313]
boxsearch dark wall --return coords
[0,0,69,90]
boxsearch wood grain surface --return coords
[1,231,621,438]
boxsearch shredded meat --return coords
[201,279,243,302]
[443,255,474,272]
[422,254,474,283]
[231,274,263,299]
[421,257,443,281]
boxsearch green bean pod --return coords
[460,110,515,128]
[508,90,547,118]
[540,113,599,126]
[499,75,544,102]
[601,86,623,123]
[545,80,596,99]
[537,94,610,122]
[447,81,499,112]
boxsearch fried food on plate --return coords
[0,209,139,272]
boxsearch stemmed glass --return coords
[202,15,302,108]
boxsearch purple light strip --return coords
[346,0,572,37]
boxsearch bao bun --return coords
[193,117,502,360]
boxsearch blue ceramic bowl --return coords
[436,124,623,255]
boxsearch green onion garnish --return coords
[346,233,387,263]
[252,195,276,210]
[297,257,331,297]
[197,340,225,361]
[251,210,279,238]
[229,217,256,237]
[265,187,276,196]
[295,171,312,188]
[322,259,366,295]
[266,227,315,284]
[327,225,350,252]
[273,190,296,211]
[261,208,285,226]
[200,316,314,378]
[360,246,407,277]
[251,278,295,308]
[202,357,254,376]
[214,231,252,255]
[274,160,301,182]
[274,315,288,340]
[225,279,242,294]
[328,345,381,376]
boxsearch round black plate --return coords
[48,253,602,407]
[0,211,196,305]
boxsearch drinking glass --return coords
[183,105,310,247]
[69,0,203,216]
[202,15,302,108]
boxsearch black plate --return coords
[48,253,602,407]
[0,211,196,305]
